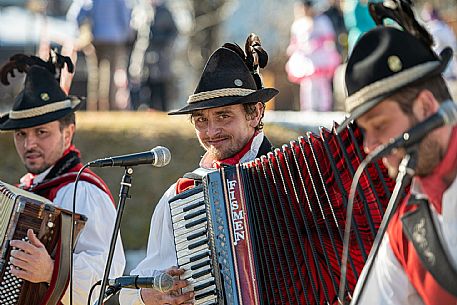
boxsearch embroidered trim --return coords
[346,61,440,112]
[187,88,255,104]
[9,99,79,119]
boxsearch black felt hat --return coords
[0,65,81,130]
[168,39,279,115]
[338,1,452,131]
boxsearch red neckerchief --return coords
[417,126,457,213]
[20,145,80,189]
[212,132,258,169]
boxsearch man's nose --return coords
[363,136,380,155]
[24,135,38,150]
[206,119,221,137]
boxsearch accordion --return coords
[169,123,398,305]
[0,180,86,305]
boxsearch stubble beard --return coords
[415,135,443,177]
[204,144,240,161]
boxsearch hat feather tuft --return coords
[0,50,74,86]
[369,0,434,48]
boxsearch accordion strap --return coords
[401,196,457,297]
[41,213,73,305]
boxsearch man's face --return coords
[357,98,442,178]
[192,103,261,161]
[14,121,74,174]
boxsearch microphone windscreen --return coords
[155,272,174,292]
[152,146,171,167]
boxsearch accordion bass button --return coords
[47,221,54,228]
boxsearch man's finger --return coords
[166,267,185,277]
[27,229,44,248]
[9,240,36,254]
[172,278,189,290]
[9,256,29,271]
[10,249,30,262]
[10,267,30,281]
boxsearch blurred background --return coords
[0,0,456,272]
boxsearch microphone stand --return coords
[94,167,134,305]
[350,146,418,305]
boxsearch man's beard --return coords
[415,135,444,177]
[204,144,240,161]
[386,115,444,178]
[25,163,51,175]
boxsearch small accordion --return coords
[169,123,398,305]
[0,180,86,305]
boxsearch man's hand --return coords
[9,229,54,283]
[140,267,194,305]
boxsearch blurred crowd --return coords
[0,0,456,113]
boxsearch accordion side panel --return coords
[221,166,260,305]
[206,172,239,305]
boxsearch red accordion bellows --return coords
[240,123,395,305]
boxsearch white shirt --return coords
[28,168,126,305]
[119,132,266,305]
[355,176,457,305]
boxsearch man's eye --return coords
[195,117,206,123]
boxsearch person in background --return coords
[286,0,340,112]
[324,0,348,57]
[342,0,376,53]
[139,0,178,111]
[0,52,125,305]
[339,1,457,304]
[119,33,278,305]
[67,0,132,110]
[421,2,457,81]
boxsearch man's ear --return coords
[249,102,264,127]
[63,124,75,148]
[412,89,440,121]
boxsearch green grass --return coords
[0,112,301,250]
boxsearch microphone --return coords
[108,273,174,292]
[89,146,171,167]
[368,100,457,160]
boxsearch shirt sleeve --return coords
[355,235,424,305]
[119,183,177,305]
[53,181,126,305]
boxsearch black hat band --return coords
[346,60,440,112]
[187,88,256,104]
[8,99,80,120]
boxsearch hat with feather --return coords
[168,33,279,115]
[0,51,81,130]
[338,0,452,131]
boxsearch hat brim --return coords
[168,88,279,115]
[337,47,452,133]
[0,96,83,130]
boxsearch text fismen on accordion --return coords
[168,122,402,305]
[0,180,86,305]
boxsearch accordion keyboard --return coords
[169,186,218,305]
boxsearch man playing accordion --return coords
[0,53,125,304]
[339,0,457,304]
[119,34,278,305]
